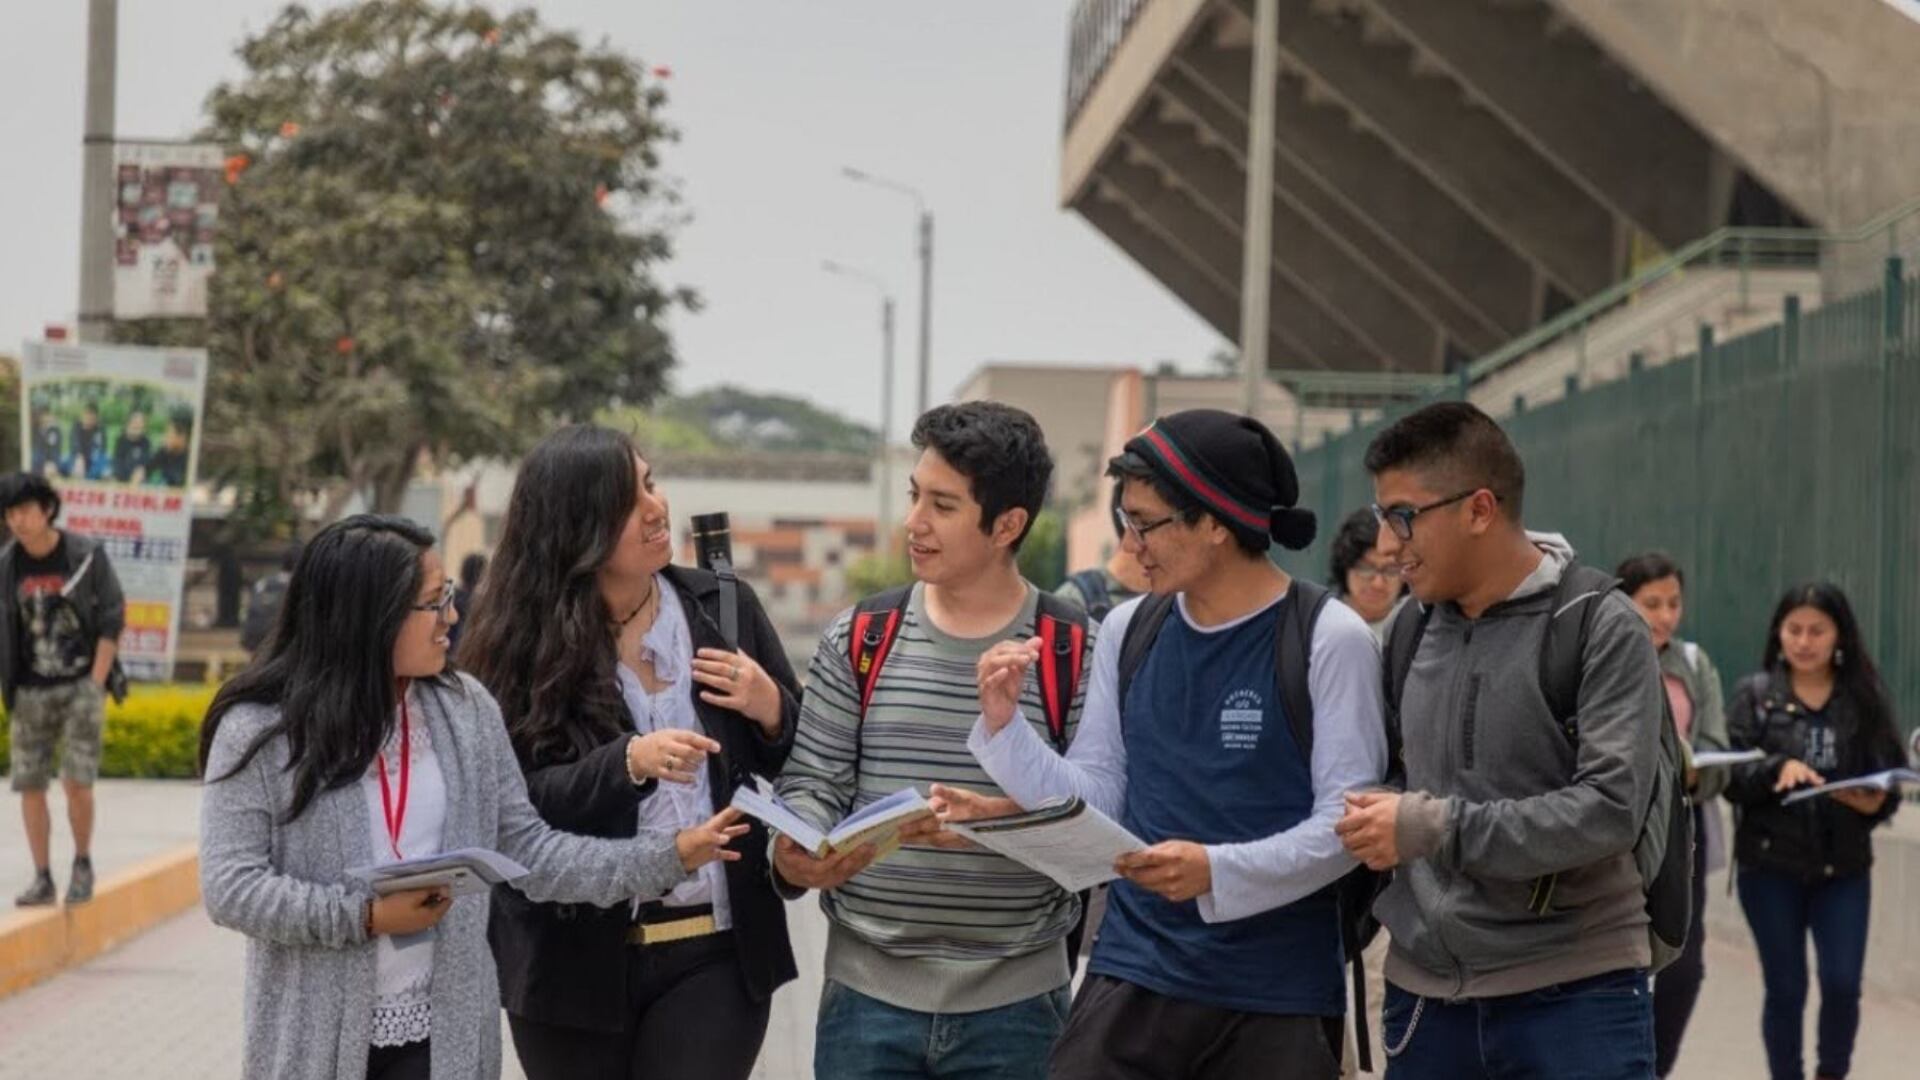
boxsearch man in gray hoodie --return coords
[1335,403,1661,1079]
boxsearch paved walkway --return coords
[1,782,1914,1078]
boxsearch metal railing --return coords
[1065,0,1151,126]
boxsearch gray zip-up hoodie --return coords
[1380,533,1662,1000]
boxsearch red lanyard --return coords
[376,696,412,861]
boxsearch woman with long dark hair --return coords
[1724,582,1905,1080]
[460,425,801,1080]
[198,515,747,1080]
[1614,552,1731,1079]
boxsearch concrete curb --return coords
[0,843,199,998]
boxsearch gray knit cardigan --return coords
[199,673,687,1080]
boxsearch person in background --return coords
[448,552,486,652]
[1328,507,1404,641]
[1615,552,1731,1079]
[1723,582,1905,1080]
[241,545,298,655]
[3,472,127,908]
[198,512,748,1080]
[1056,482,1148,624]
[1327,505,1406,1078]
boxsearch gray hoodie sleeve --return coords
[1400,593,1661,879]
[475,680,691,905]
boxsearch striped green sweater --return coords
[777,582,1094,1013]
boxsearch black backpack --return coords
[1382,562,1693,976]
[1116,577,1392,1072]
[1063,568,1116,623]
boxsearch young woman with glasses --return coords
[198,514,746,1080]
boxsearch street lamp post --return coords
[822,260,897,556]
[842,167,932,416]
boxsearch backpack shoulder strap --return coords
[1539,562,1619,733]
[848,585,914,717]
[1382,599,1431,723]
[1115,592,1178,717]
[1032,592,1091,754]
[1275,577,1333,761]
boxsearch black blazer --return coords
[488,566,801,1032]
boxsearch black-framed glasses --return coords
[1114,505,1182,544]
[1370,490,1484,541]
[411,579,457,622]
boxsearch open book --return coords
[944,797,1146,892]
[1781,768,1920,806]
[730,775,934,860]
[347,847,530,897]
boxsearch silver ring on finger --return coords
[732,664,741,681]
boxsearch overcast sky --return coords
[0,1,1224,427]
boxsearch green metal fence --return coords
[1277,258,1920,740]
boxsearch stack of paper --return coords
[945,797,1145,891]
[1781,768,1920,806]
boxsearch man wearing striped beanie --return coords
[964,408,1389,1078]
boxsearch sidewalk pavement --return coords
[0,781,1913,1078]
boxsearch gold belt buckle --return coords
[627,913,718,946]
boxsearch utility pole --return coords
[77,0,119,343]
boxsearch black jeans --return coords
[1652,802,1709,1077]
[508,931,770,1080]
[1050,973,1341,1080]
[366,1039,430,1080]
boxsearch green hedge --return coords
[0,684,216,780]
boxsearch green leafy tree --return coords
[117,0,691,520]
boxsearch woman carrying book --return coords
[460,424,802,1080]
[198,514,746,1080]
[1724,582,1906,1080]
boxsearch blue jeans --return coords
[813,979,1070,1080]
[1737,866,1872,1080]
[1381,969,1655,1079]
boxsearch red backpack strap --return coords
[1033,594,1089,754]
[848,586,913,716]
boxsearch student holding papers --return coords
[773,403,1096,1080]
[965,411,1387,1080]
[1615,552,1733,1078]
[459,426,804,1080]
[198,515,745,1080]
[1724,582,1906,1080]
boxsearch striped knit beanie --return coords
[1121,409,1318,551]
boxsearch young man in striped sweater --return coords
[773,402,1095,1080]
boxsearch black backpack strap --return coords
[1032,592,1091,754]
[1381,599,1429,783]
[1115,592,1178,717]
[1527,561,1618,915]
[1538,562,1619,735]
[848,585,914,718]
[1275,577,1333,761]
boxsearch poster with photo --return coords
[19,341,209,680]
[113,141,223,320]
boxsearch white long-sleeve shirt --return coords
[968,590,1387,924]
